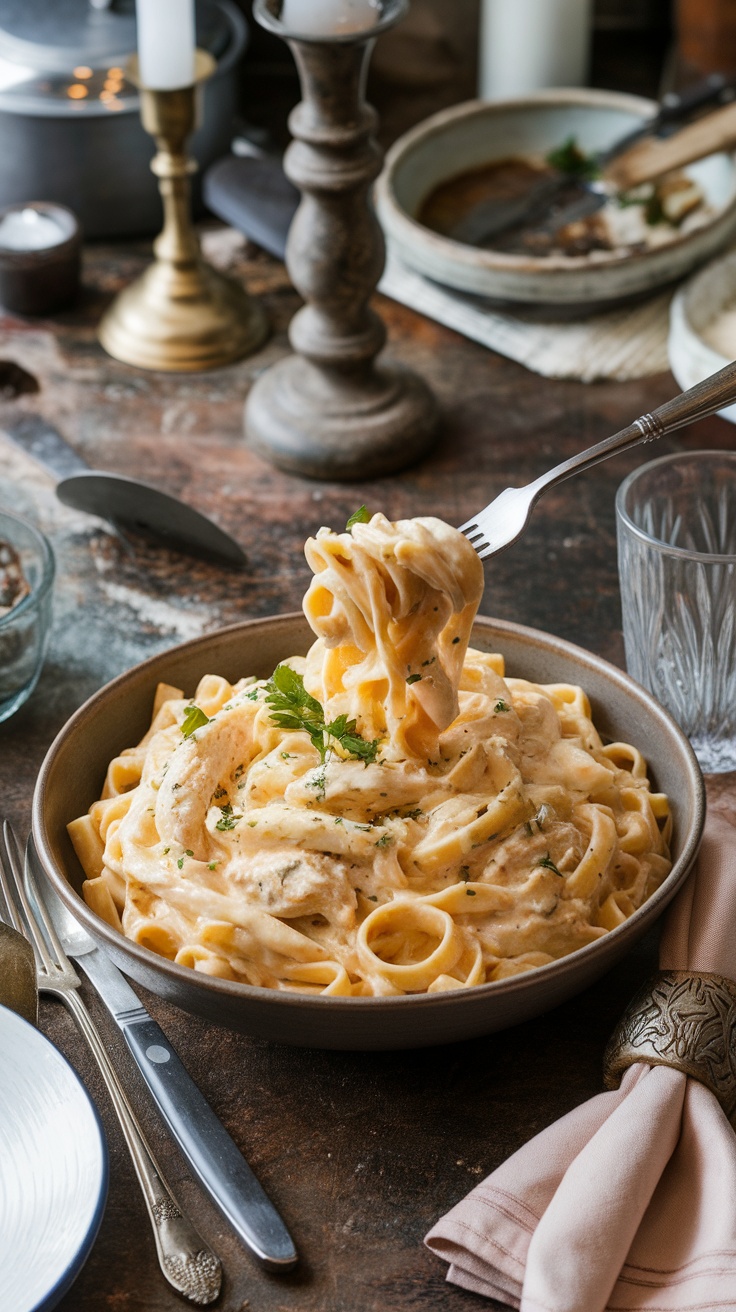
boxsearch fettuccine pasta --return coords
[69,514,671,996]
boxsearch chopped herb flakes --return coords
[177,856,185,869]
[215,804,240,831]
[208,861,218,870]
[494,699,511,713]
[452,637,460,644]
[406,673,422,685]
[374,834,392,848]
[466,889,477,896]
[181,704,210,738]
[346,505,371,531]
[163,846,170,854]
[537,853,564,877]
[245,689,260,701]
[214,786,227,800]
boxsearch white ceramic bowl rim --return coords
[33,613,705,1017]
[616,449,736,565]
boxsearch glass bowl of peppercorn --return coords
[0,510,54,723]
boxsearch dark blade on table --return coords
[57,471,247,568]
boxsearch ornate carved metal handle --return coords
[62,988,222,1304]
[603,970,736,1120]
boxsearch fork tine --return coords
[1,821,55,973]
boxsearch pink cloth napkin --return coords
[425,806,736,1312]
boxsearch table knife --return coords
[3,413,246,568]
[26,838,298,1273]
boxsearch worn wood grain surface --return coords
[0,229,733,1312]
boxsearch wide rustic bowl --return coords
[33,614,704,1050]
[375,88,736,307]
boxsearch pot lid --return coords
[0,0,237,116]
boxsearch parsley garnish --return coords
[215,803,240,831]
[346,505,371,531]
[406,673,422,685]
[185,849,193,857]
[181,704,210,738]
[466,888,477,896]
[244,688,260,701]
[264,665,380,764]
[494,699,510,713]
[375,834,392,848]
[546,136,599,180]
[537,853,564,877]
[163,846,170,855]
[208,861,218,870]
[177,856,185,869]
[214,786,227,800]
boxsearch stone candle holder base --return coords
[246,355,437,480]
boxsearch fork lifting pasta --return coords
[69,513,671,996]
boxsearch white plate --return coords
[669,248,736,425]
[0,1005,107,1312]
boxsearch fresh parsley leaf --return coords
[537,853,564,877]
[181,704,210,738]
[406,673,422,685]
[265,666,381,764]
[346,505,371,531]
[546,136,600,180]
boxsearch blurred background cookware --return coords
[0,0,248,237]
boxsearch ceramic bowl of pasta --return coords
[33,515,704,1049]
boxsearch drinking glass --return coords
[616,450,736,772]
[0,509,54,724]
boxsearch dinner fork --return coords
[0,821,222,1307]
[461,357,736,558]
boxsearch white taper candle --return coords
[136,0,196,90]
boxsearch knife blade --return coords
[3,414,247,568]
[25,838,298,1273]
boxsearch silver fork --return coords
[0,821,222,1307]
[461,358,736,558]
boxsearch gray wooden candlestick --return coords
[245,0,438,481]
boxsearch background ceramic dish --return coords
[0,1005,107,1312]
[375,88,736,307]
[33,614,705,1051]
[668,249,736,425]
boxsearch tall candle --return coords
[136,0,196,90]
[280,0,381,36]
[479,0,592,100]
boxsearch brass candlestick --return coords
[99,52,268,372]
[245,0,438,481]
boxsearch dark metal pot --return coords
[0,0,248,237]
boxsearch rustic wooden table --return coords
[0,232,733,1312]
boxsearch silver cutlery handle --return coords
[60,988,222,1306]
[532,357,736,500]
[121,1013,298,1271]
